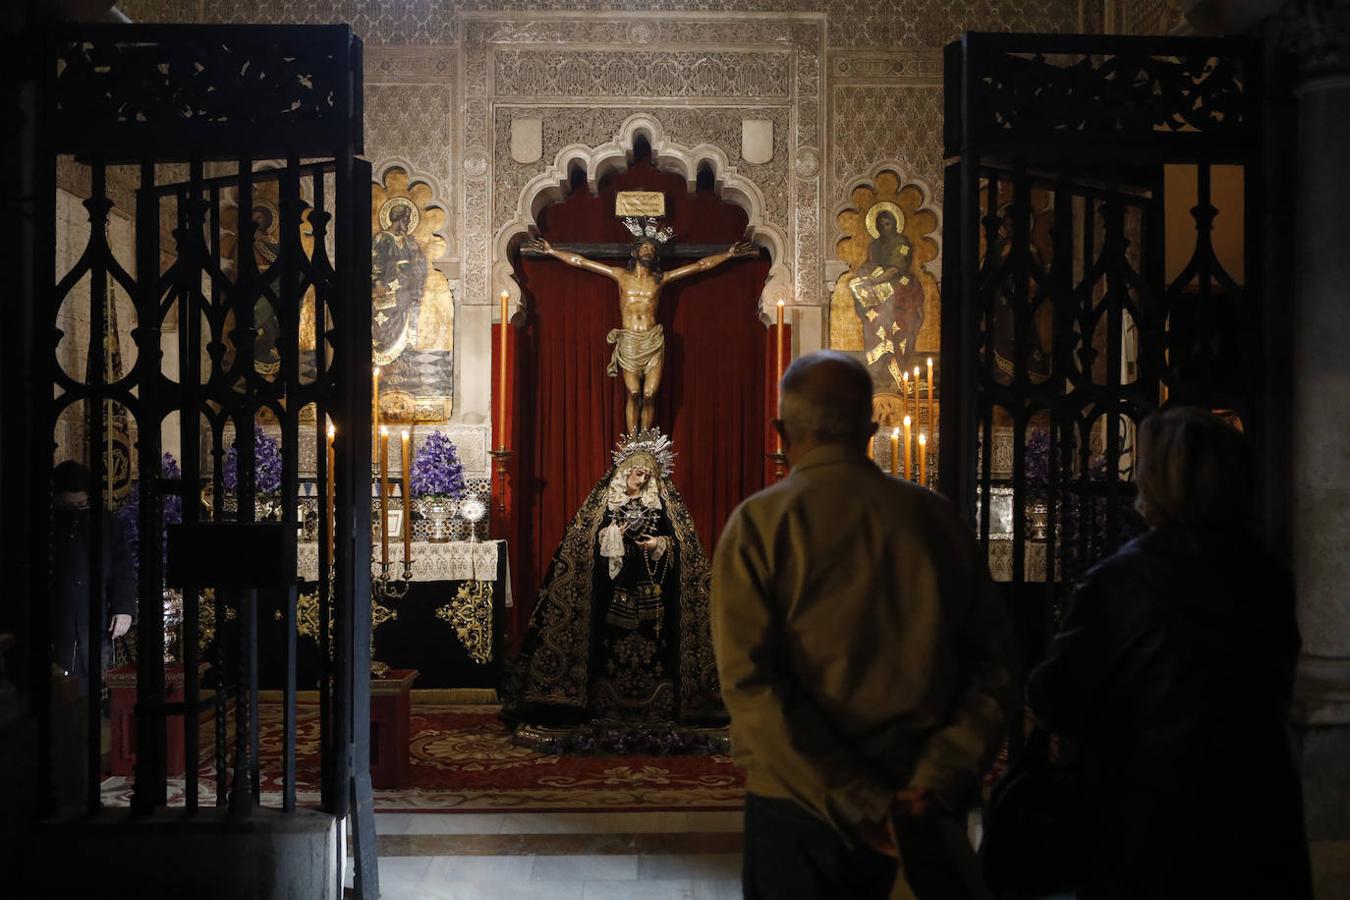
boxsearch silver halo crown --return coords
[622,216,674,244]
[612,428,676,478]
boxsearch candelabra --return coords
[373,557,414,601]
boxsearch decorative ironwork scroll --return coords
[38,23,377,897]
[942,33,1262,669]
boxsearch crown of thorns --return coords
[622,217,674,244]
[612,427,676,478]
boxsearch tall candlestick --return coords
[889,428,900,476]
[400,429,412,564]
[926,357,935,453]
[902,415,913,480]
[901,370,910,421]
[918,432,927,486]
[498,290,509,450]
[775,300,785,454]
[326,423,336,565]
[379,426,390,566]
[913,366,922,436]
[372,366,381,454]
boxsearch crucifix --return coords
[522,206,755,433]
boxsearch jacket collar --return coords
[789,443,871,473]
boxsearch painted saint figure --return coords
[524,232,755,431]
[372,197,428,367]
[849,204,925,387]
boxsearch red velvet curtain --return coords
[510,159,770,636]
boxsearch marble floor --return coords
[349,810,744,900]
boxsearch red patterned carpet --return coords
[102,703,745,812]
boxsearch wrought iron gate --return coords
[33,24,377,897]
[940,33,1264,665]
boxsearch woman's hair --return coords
[1135,406,1256,529]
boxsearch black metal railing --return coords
[35,23,376,898]
[942,32,1263,668]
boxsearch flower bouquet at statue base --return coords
[410,430,467,543]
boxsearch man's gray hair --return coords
[779,350,874,442]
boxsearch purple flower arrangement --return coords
[116,452,184,576]
[409,430,467,500]
[222,426,283,494]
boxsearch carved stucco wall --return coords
[136,0,1081,48]
[459,14,824,317]
[116,0,1113,428]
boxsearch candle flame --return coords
[914,366,920,377]
[903,415,911,426]
[919,432,927,445]
[372,366,380,377]
[500,290,510,300]
[401,430,410,439]
[327,425,335,439]
[892,427,900,438]
[776,299,784,307]
[380,425,389,437]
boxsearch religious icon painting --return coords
[218,181,319,383]
[371,166,454,424]
[829,170,941,394]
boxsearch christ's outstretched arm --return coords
[523,237,620,281]
[661,241,757,284]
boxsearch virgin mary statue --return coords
[501,429,727,750]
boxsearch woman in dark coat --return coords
[1027,407,1311,899]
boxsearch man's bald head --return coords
[778,351,875,447]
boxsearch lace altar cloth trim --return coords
[297,540,502,589]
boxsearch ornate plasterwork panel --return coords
[494,49,792,99]
[462,12,828,312]
[364,47,458,263]
[493,106,791,236]
[830,85,945,205]
[180,1,1077,49]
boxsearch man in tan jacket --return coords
[712,351,1019,899]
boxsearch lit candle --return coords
[918,432,927,486]
[379,425,390,566]
[371,365,381,452]
[902,415,913,480]
[889,427,900,476]
[926,357,935,443]
[400,429,412,564]
[499,290,509,451]
[776,300,785,455]
[867,431,876,461]
[901,370,910,421]
[326,423,336,565]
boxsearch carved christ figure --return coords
[524,235,755,431]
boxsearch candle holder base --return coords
[767,450,788,480]
[374,561,413,601]
[489,448,513,516]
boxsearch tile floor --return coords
[348,810,744,900]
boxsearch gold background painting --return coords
[371,166,454,423]
[830,171,941,356]
[218,180,319,366]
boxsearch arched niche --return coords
[491,113,790,323]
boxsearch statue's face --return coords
[636,241,657,263]
[625,466,651,494]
